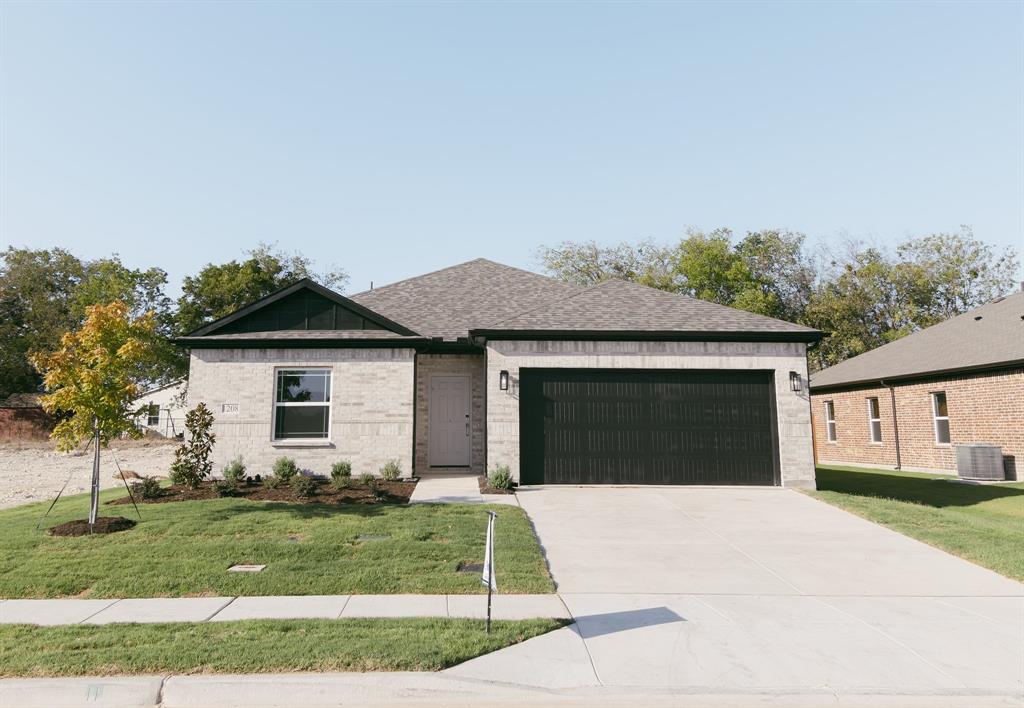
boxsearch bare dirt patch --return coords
[48,516,137,536]
[0,440,177,510]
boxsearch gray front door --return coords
[429,375,471,466]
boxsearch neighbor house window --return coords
[824,401,837,442]
[866,397,882,443]
[147,403,159,427]
[274,369,331,440]
[931,391,950,444]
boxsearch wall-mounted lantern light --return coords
[789,371,802,392]
[499,370,509,391]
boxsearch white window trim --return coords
[931,391,950,445]
[824,400,837,443]
[272,368,333,443]
[866,398,882,444]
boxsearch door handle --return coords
[466,422,470,436]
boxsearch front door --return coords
[429,375,471,467]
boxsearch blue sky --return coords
[2,1,1021,295]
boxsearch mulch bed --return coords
[49,516,137,536]
[108,478,417,506]
[478,476,516,495]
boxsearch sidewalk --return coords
[0,594,568,625]
[409,472,519,505]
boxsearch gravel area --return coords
[0,440,177,510]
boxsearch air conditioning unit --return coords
[956,444,1005,481]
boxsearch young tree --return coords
[30,302,159,528]
[176,243,348,334]
[169,403,216,489]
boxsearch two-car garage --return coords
[518,368,780,486]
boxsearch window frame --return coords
[146,403,160,427]
[272,368,333,442]
[824,400,837,443]
[866,397,882,444]
[931,391,950,445]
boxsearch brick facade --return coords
[188,347,415,478]
[414,354,486,474]
[485,339,816,488]
[811,368,1024,478]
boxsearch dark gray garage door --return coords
[519,369,779,485]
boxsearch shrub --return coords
[262,475,284,490]
[331,460,352,481]
[131,476,162,500]
[271,457,298,483]
[488,464,514,490]
[380,459,401,482]
[168,403,216,489]
[366,477,381,499]
[331,475,351,491]
[214,480,241,497]
[291,475,316,498]
[222,457,246,485]
[358,472,375,487]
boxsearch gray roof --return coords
[349,259,580,341]
[810,290,1024,390]
[479,279,819,335]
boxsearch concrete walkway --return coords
[0,594,568,625]
[409,471,519,505]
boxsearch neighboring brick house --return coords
[810,289,1024,479]
[176,259,822,487]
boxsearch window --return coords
[866,397,882,443]
[274,369,331,440]
[931,391,950,444]
[824,400,837,442]
[147,403,160,427]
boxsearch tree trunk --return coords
[88,422,100,530]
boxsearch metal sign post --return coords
[481,511,497,634]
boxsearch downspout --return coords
[880,379,901,470]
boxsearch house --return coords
[0,393,52,439]
[809,288,1024,479]
[175,259,821,487]
[132,379,187,438]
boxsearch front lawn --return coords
[810,465,1024,581]
[0,488,554,598]
[0,618,566,676]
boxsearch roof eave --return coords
[173,336,431,349]
[809,358,1024,392]
[470,328,823,343]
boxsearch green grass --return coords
[809,464,1024,580]
[0,618,566,676]
[0,488,554,598]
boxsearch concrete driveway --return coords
[449,486,1024,702]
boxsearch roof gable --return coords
[810,290,1024,389]
[475,279,820,339]
[187,279,417,337]
[349,258,580,341]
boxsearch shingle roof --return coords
[810,290,1024,390]
[476,278,820,337]
[348,259,581,341]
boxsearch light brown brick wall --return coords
[811,368,1024,478]
[414,354,486,475]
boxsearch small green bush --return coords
[272,457,298,483]
[214,480,241,497]
[291,475,316,498]
[131,476,162,500]
[380,459,401,482]
[262,475,284,490]
[331,476,351,491]
[168,403,216,489]
[331,460,352,481]
[358,472,375,487]
[222,457,246,485]
[366,477,382,499]
[488,464,514,490]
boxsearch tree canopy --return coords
[539,227,1018,371]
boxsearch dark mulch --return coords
[49,516,137,536]
[108,479,417,506]
[478,476,516,495]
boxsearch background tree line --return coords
[538,227,1019,371]
[0,244,346,400]
[0,228,1017,400]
